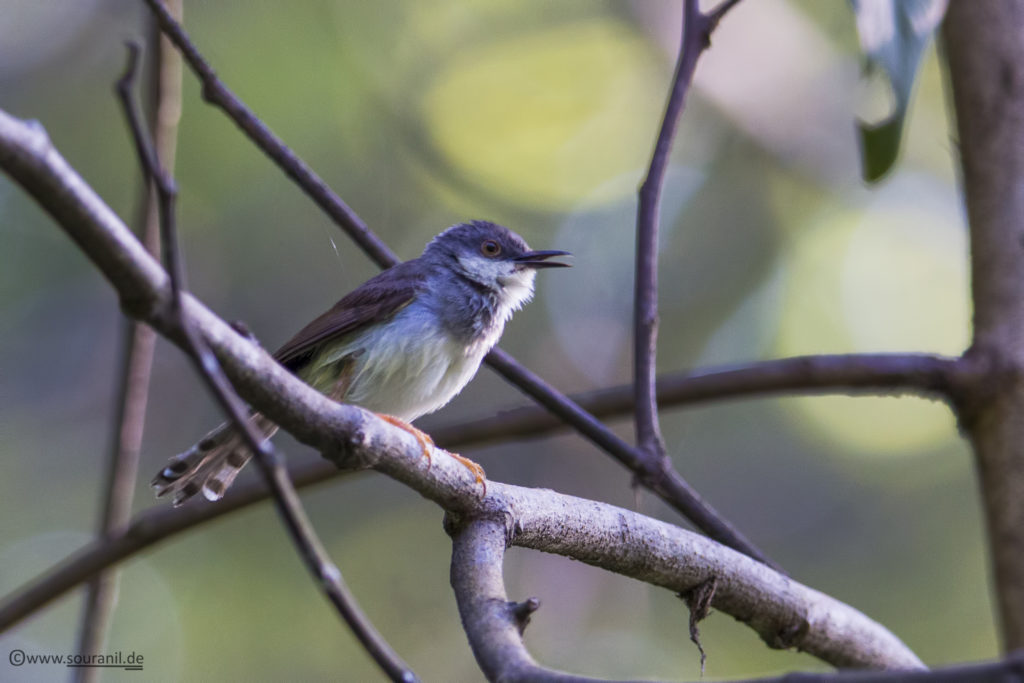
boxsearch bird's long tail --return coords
[152,414,278,506]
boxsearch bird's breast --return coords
[311,301,501,422]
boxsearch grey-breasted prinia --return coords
[152,220,570,505]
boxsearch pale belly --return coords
[299,303,500,422]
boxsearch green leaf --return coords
[849,0,948,182]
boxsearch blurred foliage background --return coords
[0,0,990,681]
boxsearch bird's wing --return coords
[273,260,424,371]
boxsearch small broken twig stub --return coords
[680,575,718,673]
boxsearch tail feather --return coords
[152,414,278,506]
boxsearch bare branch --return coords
[628,0,773,572]
[140,0,774,568]
[5,346,966,630]
[0,469,926,674]
[75,5,182,670]
[3,347,964,627]
[113,50,417,683]
[452,523,1024,683]
[634,1,705,459]
[0,471,925,672]
[647,353,967,405]
[0,108,922,673]
[944,1,1024,651]
[437,353,965,446]
[448,489,925,676]
[0,352,966,630]
[706,0,745,34]
[502,486,923,671]
[449,518,612,682]
[631,0,744,458]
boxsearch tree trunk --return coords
[943,0,1024,652]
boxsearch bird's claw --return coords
[376,413,486,496]
[450,452,487,498]
[377,413,435,466]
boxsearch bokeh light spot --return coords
[776,175,968,456]
[422,18,664,210]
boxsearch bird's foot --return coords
[375,414,487,496]
[377,414,434,464]
[449,452,487,498]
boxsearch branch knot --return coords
[508,598,540,635]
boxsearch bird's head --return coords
[423,220,571,309]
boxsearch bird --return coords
[152,220,571,506]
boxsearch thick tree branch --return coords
[450,518,604,682]
[0,345,966,632]
[488,489,922,672]
[75,6,182,673]
[0,476,925,673]
[0,108,922,674]
[21,454,1024,681]
[943,1,1024,652]
[0,342,966,629]
[447,490,925,677]
[140,0,774,568]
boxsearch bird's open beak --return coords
[514,250,572,269]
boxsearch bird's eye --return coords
[480,240,501,257]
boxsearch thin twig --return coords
[140,0,772,568]
[632,0,747,489]
[441,352,965,445]
[114,44,417,683]
[706,0,745,34]
[634,1,702,460]
[75,6,182,673]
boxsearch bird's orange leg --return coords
[377,414,434,463]
[447,453,486,496]
[376,414,487,495]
